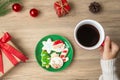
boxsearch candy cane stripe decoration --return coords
[60,48,69,62]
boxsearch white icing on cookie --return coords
[51,52,59,58]
[42,38,53,53]
[52,43,65,52]
[50,57,63,69]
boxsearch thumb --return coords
[104,36,111,52]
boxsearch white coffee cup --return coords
[74,19,105,50]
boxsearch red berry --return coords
[30,8,39,17]
[12,3,22,12]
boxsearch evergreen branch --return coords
[0,0,10,16]
[0,8,11,16]
[0,0,21,16]
[0,1,9,9]
[8,0,21,3]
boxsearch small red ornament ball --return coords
[12,3,22,12]
[30,8,39,17]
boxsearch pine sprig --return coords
[0,0,21,16]
[9,0,21,3]
[0,8,11,16]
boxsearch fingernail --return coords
[106,36,109,40]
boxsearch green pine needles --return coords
[0,0,21,16]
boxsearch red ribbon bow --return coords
[0,32,28,74]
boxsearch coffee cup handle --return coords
[101,41,105,47]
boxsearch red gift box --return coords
[54,0,71,17]
[0,32,28,77]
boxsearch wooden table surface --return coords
[0,0,120,80]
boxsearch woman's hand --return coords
[98,36,119,60]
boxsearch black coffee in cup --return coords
[76,24,100,47]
